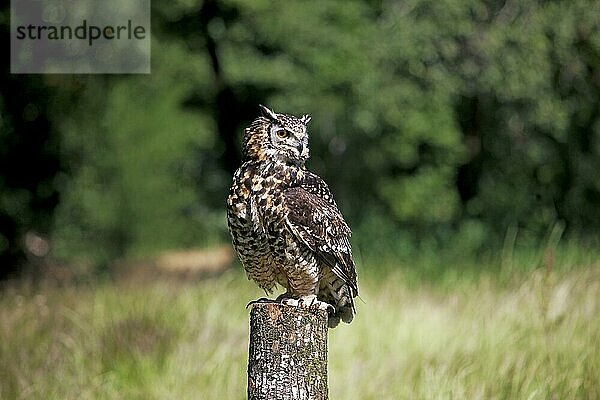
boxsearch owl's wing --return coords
[283,186,358,296]
[298,171,341,208]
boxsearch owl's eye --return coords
[276,129,289,139]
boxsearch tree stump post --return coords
[247,303,328,400]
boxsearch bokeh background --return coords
[1,1,599,399]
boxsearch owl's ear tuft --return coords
[259,104,278,121]
[301,114,311,125]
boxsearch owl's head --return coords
[243,105,311,165]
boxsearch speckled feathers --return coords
[227,105,358,327]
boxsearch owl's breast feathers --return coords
[228,161,294,222]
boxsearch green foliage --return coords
[52,43,223,263]
[211,0,600,253]
[1,0,599,267]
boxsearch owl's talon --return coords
[324,303,336,314]
[275,292,291,302]
[280,295,335,314]
[311,300,335,314]
[246,297,276,309]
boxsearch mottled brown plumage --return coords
[227,105,358,327]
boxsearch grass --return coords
[0,249,599,399]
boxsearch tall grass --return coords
[1,250,598,399]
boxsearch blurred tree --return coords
[0,7,62,278]
[51,47,222,264]
[209,0,600,253]
[1,0,598,273]
[450,0,600,244]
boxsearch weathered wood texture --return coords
[247,303,328,400]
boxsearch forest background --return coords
[1,0,598,276]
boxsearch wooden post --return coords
[247,303,328,400]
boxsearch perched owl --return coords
[227,105,358,328]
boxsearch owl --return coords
[227,105,358,328]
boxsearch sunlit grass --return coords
[330,264,600,399]
[1,253,599,399]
